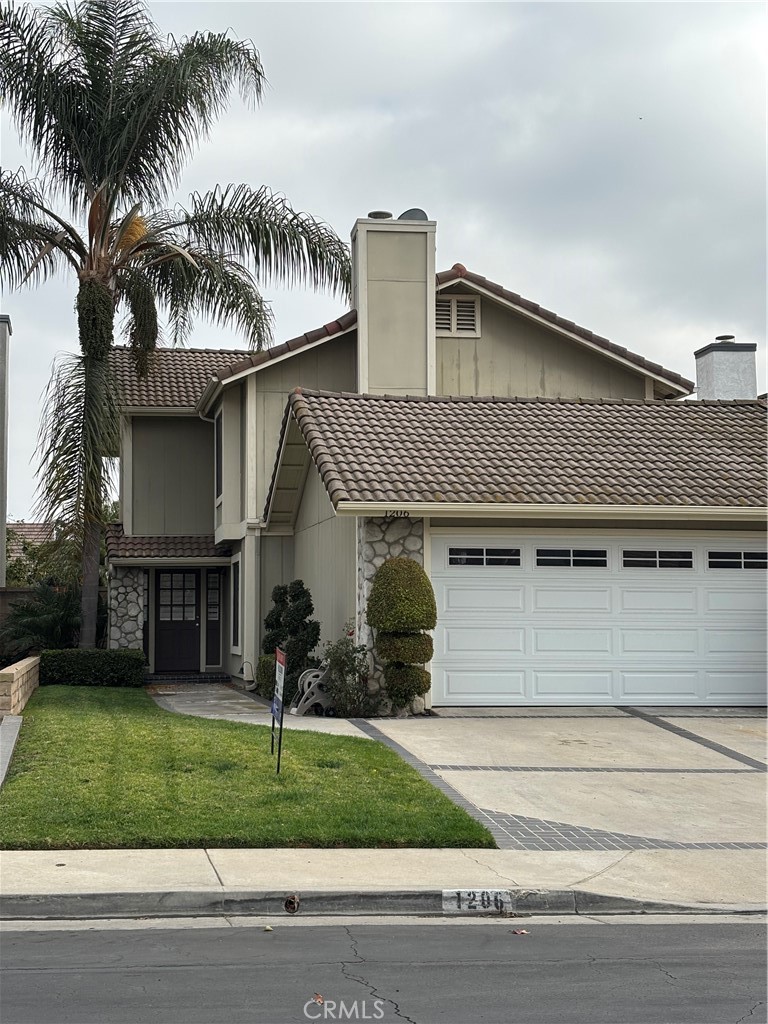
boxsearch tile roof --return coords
[110,312,358,408]
[281,390,767,510]
[105,525,230,560]
[438,264,694,395]
[6,522,55,558]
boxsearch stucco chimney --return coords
[694,335,757,400]
[351,209,436,396]
[0,314,11,587]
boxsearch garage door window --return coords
[536,548,607,568]
[448,547,521,567]
[622,550,693,569]
[708,551,767,570]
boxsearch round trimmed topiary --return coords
[375,631,433,665]
[366,557,436,632]
[383,664,431,708]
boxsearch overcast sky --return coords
[1,1,765,520]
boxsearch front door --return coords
[155,570,200,672]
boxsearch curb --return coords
[0,715,23,787]
[1,888,764,921]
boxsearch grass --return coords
[0,686,495,850]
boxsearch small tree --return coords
[367,557,436,711]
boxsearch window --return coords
[158,572,197,622]
[708,551,767,570]
[436,295,481,337]
[206,570,221,666]
[623,550,694,569]
[215,410,223,498]
[536,548,608,568]
[449,546,520,567]
[231,558,240,651]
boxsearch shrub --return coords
[255,654,276,700]
[323,624,376,717]
[0,584,81,658]
[40,648,145,686]
[260,579,320,706]
[375,631,433,665]
[262,585,289,656]
[383,664,431,709]
[366,557,436,633]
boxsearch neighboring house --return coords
[107,210,767,706]
[6,521,56,561]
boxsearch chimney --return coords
[0,314,11,588]
[694,335,757,400]
[351,208,436,396]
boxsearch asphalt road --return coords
[1,921,765,1024]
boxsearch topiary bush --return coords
[367,557,436,711]
[260,579,320,706]
[366,557,436,633]
[40,648,145,686]
[262,585,289,656]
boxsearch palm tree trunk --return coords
[79,517,101,648]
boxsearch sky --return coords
[1,1,765,520]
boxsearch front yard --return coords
[0,687,494,850]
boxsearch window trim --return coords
[621,549,695,570]
[707,550,768,570]
[448,545,521,567]
[436,293,481,338]
[230,555,241,655]
[214,409,223,500]
[535,547,609,568]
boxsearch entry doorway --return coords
[155,569,200,672]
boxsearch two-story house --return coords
[107,210,766,707]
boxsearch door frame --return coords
[153,567,202,674]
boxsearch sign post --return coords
[271,647,287,774]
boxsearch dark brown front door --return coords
[155,570,200,672]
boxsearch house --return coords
[107,210,767,706]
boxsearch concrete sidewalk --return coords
[1,846,765,919]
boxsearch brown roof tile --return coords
[105,525,230,560]
[278,390,766,511]
[110,347,246,409]
[6,522,56,558]
[437,264,694,394]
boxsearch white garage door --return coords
[430,533,767,706]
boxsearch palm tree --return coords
[0,0,350,647]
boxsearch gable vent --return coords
[435,295,481,337]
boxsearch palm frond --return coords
[138,246,273,350]
[35,352,121,536]
[177,185,351,301]
[118,268,160,374]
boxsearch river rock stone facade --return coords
[109,567,145,651]
[356,516,427,715]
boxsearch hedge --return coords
[366,557,437,632]
[40,649,146,687]
[255,654,276,699]
[375,631,433,665]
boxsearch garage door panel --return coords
[443,670,526,700]
[533,588,611,612]
[441,583,524,614]
[620,629,699,655]
[705,629,767,655]
[619,671,700,700]
[704,672,766,702]
[532,628,612,654]
[620,589,697,613]
[442,626,524,655]
[532,671,613,699]
[706,589,767,614]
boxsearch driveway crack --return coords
[735,1001,765,1024]
[457,849,520,885]
[569,849,635,888]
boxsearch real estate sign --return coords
[270,648,287,773]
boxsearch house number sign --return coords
[384,510,410,519]
[442,889,511,915]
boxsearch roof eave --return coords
[334,501,767,523]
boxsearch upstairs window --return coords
[215,411,223,498]
[536,548,608,568]
[436,295,481,337]
[708,551,767,570]
[623,550,694,569]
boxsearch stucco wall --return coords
[132,417,214,535]
[437,290,646,399]
[293,466,355,649]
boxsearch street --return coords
[1,918,765,1024]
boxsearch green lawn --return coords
[0,687,495,850]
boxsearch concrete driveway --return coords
[365,707,767,853]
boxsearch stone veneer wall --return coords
[109,566,145,651]
[356,516,426,715]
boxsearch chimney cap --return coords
[367,210,392,220]
[715,334,736,343]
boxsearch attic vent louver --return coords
[435,295,481,337]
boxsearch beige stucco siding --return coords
[259,534,295,650]
[293,465,355,648]
[437,293,646,399]
[131,416,213,535]
[253,334,356,518]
